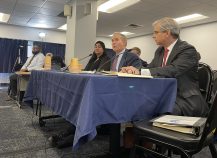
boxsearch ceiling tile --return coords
[42,1,64,10]
[38,8,63,16]
[17,0,45,7]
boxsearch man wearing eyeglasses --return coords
[121,17,207,117]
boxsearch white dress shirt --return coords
[21,52,45,71]
[114,49,125,71]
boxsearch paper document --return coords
[151,115,206,136]
[100,71,153,78]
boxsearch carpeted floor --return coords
[0,87,216,158]
[0,88,109,158]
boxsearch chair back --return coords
[198,63,213,102]
[51,56,66,70]
[210,71,217,104]
[199,92,217,148]
[213,70,217,80]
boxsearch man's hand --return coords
[120,66,140,75]
[20,69,28,72]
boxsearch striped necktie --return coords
[111,55,119,71]
[162,48,169,67]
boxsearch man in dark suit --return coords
[121,17,208,117]
[111,32,141,71]
[130,47,148,67]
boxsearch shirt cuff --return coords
[141,69,151,76]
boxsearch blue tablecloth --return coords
[24,70,177,148]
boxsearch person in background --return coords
[84,41,111,71]
[8,45,45,99]
[121,17,208,117]
[130,47,148,67]
[51,56,66,70]
[111,32,141,71]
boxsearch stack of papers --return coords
[100,71,153,78]
[151,115,206,136]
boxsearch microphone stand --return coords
[61,54,92,71]
[12,47,22,72]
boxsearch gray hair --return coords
[153,17,180,38]
[112,32,127,45]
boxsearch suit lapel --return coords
[118,51,127,71]
[166,40,181,65]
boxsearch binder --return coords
[151,115,206,136]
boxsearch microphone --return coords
[78,54,92,61]
[96,52,124,72]
[61,54,92,71]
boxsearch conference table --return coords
[24,70,177,156]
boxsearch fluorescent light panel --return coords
[98,0,140,13]
[58,24,67,30]
[0,12,10,23]
[175,13,208,24]
[109,31,134,36]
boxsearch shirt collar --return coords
[116,49,126,56]
[166,39,178,51]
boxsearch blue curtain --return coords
[33,41,65,59]
[0,38,28,73]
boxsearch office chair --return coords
[130,92,217,158]
[51,56,66,70]
[198,63,213,102]
[210,71,217,104]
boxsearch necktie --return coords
[162,48,169,67]
[26,55,36,68]
[111,55,119,71]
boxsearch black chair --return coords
[210,70,217,103]
[198,63,213,102]
[130,91,217,158]
[51,56,66,70]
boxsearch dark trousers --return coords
[9,73,18,96]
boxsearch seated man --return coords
[130,47,148,67]
[111,32,141,71]
[121,17,208,117]
[8,45,45,99]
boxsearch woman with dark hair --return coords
[84,41,111,71]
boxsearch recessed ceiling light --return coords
[38,32,46,38]
[174,13,208,24]
[31,23,48,28]
[58,24,67,30]
[98,0,140,13]
[109,31,134,36]
[0,12,10,23]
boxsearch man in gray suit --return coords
[121,17,208,117]
[111,32,141,71]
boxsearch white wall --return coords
[0,24,66,44]
[1,21,217,70]
[180,22,217,70]
[125,22,217,70]
[96,36,112,48]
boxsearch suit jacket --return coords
[84,53,111,71]
[148,39,208,117]
[112,50,141,71]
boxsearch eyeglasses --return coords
[153,30,167,35]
